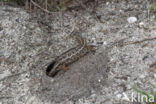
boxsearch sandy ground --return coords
[0,0,156,104]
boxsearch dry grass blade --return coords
[124,37,156,46]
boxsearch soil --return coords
[0,0,155,104]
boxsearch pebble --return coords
[139,74,146,79]
[29,25,35,30]
[121,93,130,102]
[106,2,110,5]
[101,99,112,104]
[116,94,122,98]
[154,74,156,78]
[127,17,137,23]
[139,22,145,28]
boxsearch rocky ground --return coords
[0,0,156,104]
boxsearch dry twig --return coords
[124,37,156,46]
[0,71,27,82]
[30,0,58,14]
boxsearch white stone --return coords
[139,22,145,27]
[102,99,112,104]
[106,2,109,5]
[154,74,156,78]
[116,94,122,98]
[139,74,146,79]
[103,41,107,45]
[121,93,130,102]
[127,17,137,23]
[98,79,101,82]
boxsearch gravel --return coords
[0,0,156,104]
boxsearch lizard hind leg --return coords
[87,45,97,53]
[75,36,84,46]
[70,31,87,46]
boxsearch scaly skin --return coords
[46,35,95,77]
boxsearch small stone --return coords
[116,94,122,98]
[63,22,70,27]
[121,93,130,102]
[23,26,27,29]
[139,22,145,27]
[154,74,156,78]
[127,17,137,23]
[139,74,146,79]
[126,85,131,90]
[98,79,101,82]
[103,41,107,45]
[29,25,35,30]
[106,2,109,5]
[101,99,112,104]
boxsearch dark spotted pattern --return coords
[46,35,94,77]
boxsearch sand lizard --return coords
[46,33,95,77]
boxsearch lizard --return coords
[46,32,95,77]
